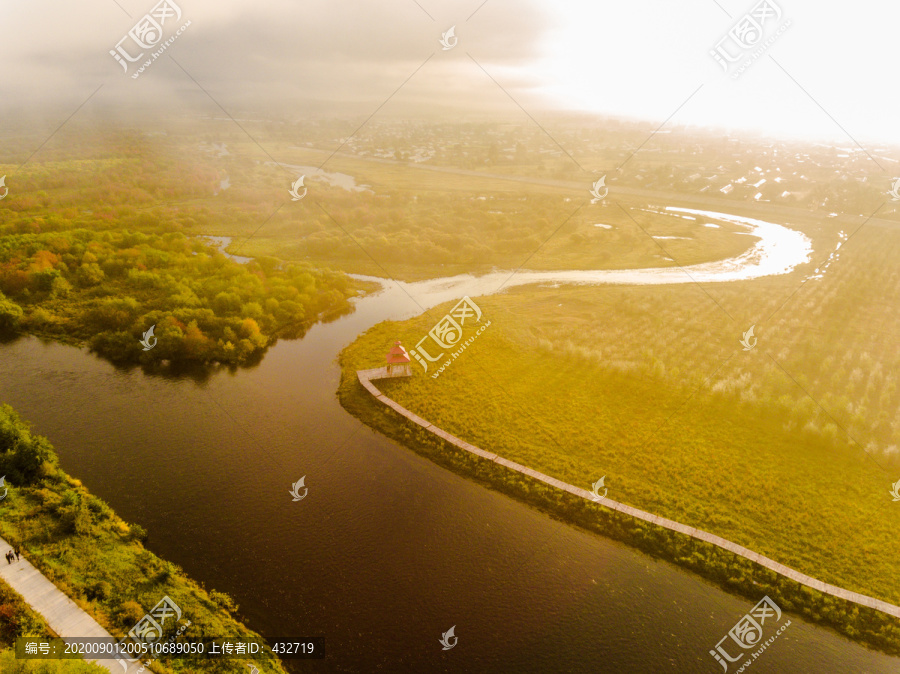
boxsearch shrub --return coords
[87,581,112,602]
[85,495,110,520]
[116,601,146,629]
[58,504,92,536]
[209,590,238,615]
[156,562,173,583]
[127,524,148,543]
[0,604,20,643]
[0,292,24,331]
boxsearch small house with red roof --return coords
[386,341,412,377]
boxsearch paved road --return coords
[0,535,128,673]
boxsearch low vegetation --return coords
[0,577,107,672]
[338,216,900,653]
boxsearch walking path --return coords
[357,367,900,620]
[0,535,128,672]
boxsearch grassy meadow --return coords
[203,143,767,280]
[338,210,900,627]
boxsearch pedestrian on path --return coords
[14,547,20,561]
[5,551,11,564]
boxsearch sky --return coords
[0,0,898,147]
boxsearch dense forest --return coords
[0,133,356,367]
[0,228,352,366]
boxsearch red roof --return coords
[387,340,411,363]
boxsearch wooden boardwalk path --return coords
[357,367,900,620]
[0,535,129,672]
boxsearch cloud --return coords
[0,0,898,145]
[0,0,551,119]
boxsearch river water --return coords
[0,210,896,672]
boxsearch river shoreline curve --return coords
[337,208,900,657]
[338,361,900,657]
[357,367,900,621]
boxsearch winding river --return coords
[0,209,896,673]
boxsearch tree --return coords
[89,331,141,363]
[183,321,211,360]
[88,297,140,331]
[212,291,242,315]
[50,276,72,299]
[242,301,263,320]
[77,263,105,287]
[0,405,54,484]
[29,268,60,291]
[0,292,23,331]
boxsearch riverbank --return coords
[361,365,900,605]
[0,404,287,674]
[338,296,900,656]
[340,363,900,655]
[0,533,122,672]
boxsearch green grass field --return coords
[339,212,900,610]
[214,143,781,280]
